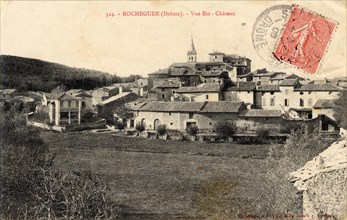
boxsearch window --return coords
[270,97,275,106]
[68,101,71,107]
[161,88,165,91]
[172,90,176,94]
[284,99,289,107]
[70,112,78,119]
[170,123,173,126]
[300,98,304,107]
[82,101,85,107]
[60,101,63,108]
[206,95,209,100]
[247,91,250,94]
[300,92,304,95]
[161,94,165,99]
[270,92,274,95]
[209,122,212,125]
[263,98,266,106]
[168,112,171,116]
[189,113,194,119]
[60,112,69,119]
[76,101,79,107]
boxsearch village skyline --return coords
[1,1,346,78]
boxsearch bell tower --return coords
[187,36,197,63]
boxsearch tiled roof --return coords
[74,92,92,98]
[45,92,64,100]
[290,137,347,190]
[237,72,253,78]
[280,79,298,86]
[294,83,341,91]
[176,83,221,93]
[201,70,225,77]
[313,99,336,109]
[285,74,305,80]
[169,67,196,76]
[241,109,282,118]
[59,93,82,101]
[200,101,245,113]
[98,92,133,106]
[133,101,245,113]
[156,80,181,88]
[137,101,205,112]
[225,82,256,91]
[256,85,280,92]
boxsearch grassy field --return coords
[41,131,284,219]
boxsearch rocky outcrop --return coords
[290,129,347,219]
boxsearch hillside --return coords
[0,55,122,92]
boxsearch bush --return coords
[187,124,199,136]
[256,128,271,144]
[215,121,237,141]
[1,108,122,219]
[156,124,167,136]
[135,123,145,132]
[114,120,125,130]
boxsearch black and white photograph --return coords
[1,1,346,219]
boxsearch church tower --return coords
[187,36,197,63]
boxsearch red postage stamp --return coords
[273,5,337,74]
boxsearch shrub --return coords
[114,120,125,130]
[156,124,167,135]
[187,124,199,136]
[135,123,145,132]
[215,121,237,141]
[256,128,271,144]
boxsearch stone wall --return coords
[302,168,347,219]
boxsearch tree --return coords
[156,124,167,136]
[214,121,237,142]
[187,124,199,137]
[334,90,347,129]
[1,106,121,219]
[258,123,334,216]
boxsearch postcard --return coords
[1,1,346,219]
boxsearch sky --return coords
[1,1,346,79]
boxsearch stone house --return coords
[290,135,347,219]
[74,91,94,112]
[46,93,82,126]
[97,92,141,121]
[91,86,119,106]
[175,83,223,102]
[223,82,256,106]
[155,79,182,101]
[237,109,283,132]
[312,99,336,120]
[127,101,246,131]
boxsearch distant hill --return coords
[0,55,122,92]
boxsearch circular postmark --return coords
[252,5,292,66]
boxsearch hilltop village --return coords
[2,39,346,137]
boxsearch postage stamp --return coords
[273,5,337,74]
[252,5,292,65]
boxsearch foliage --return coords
[156,124,167,135]
[334,90,347,129]
[135,123,145,132]
[33,169,121,219]
[114,120,125,130]
[187,124,199,136]
[0,55,122,92]
[256,128,271,144]
[215,121,237,140]
[173,94,190,102]
[0,106,121,219]
[121,74,143,83]
[257,123,335,216]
